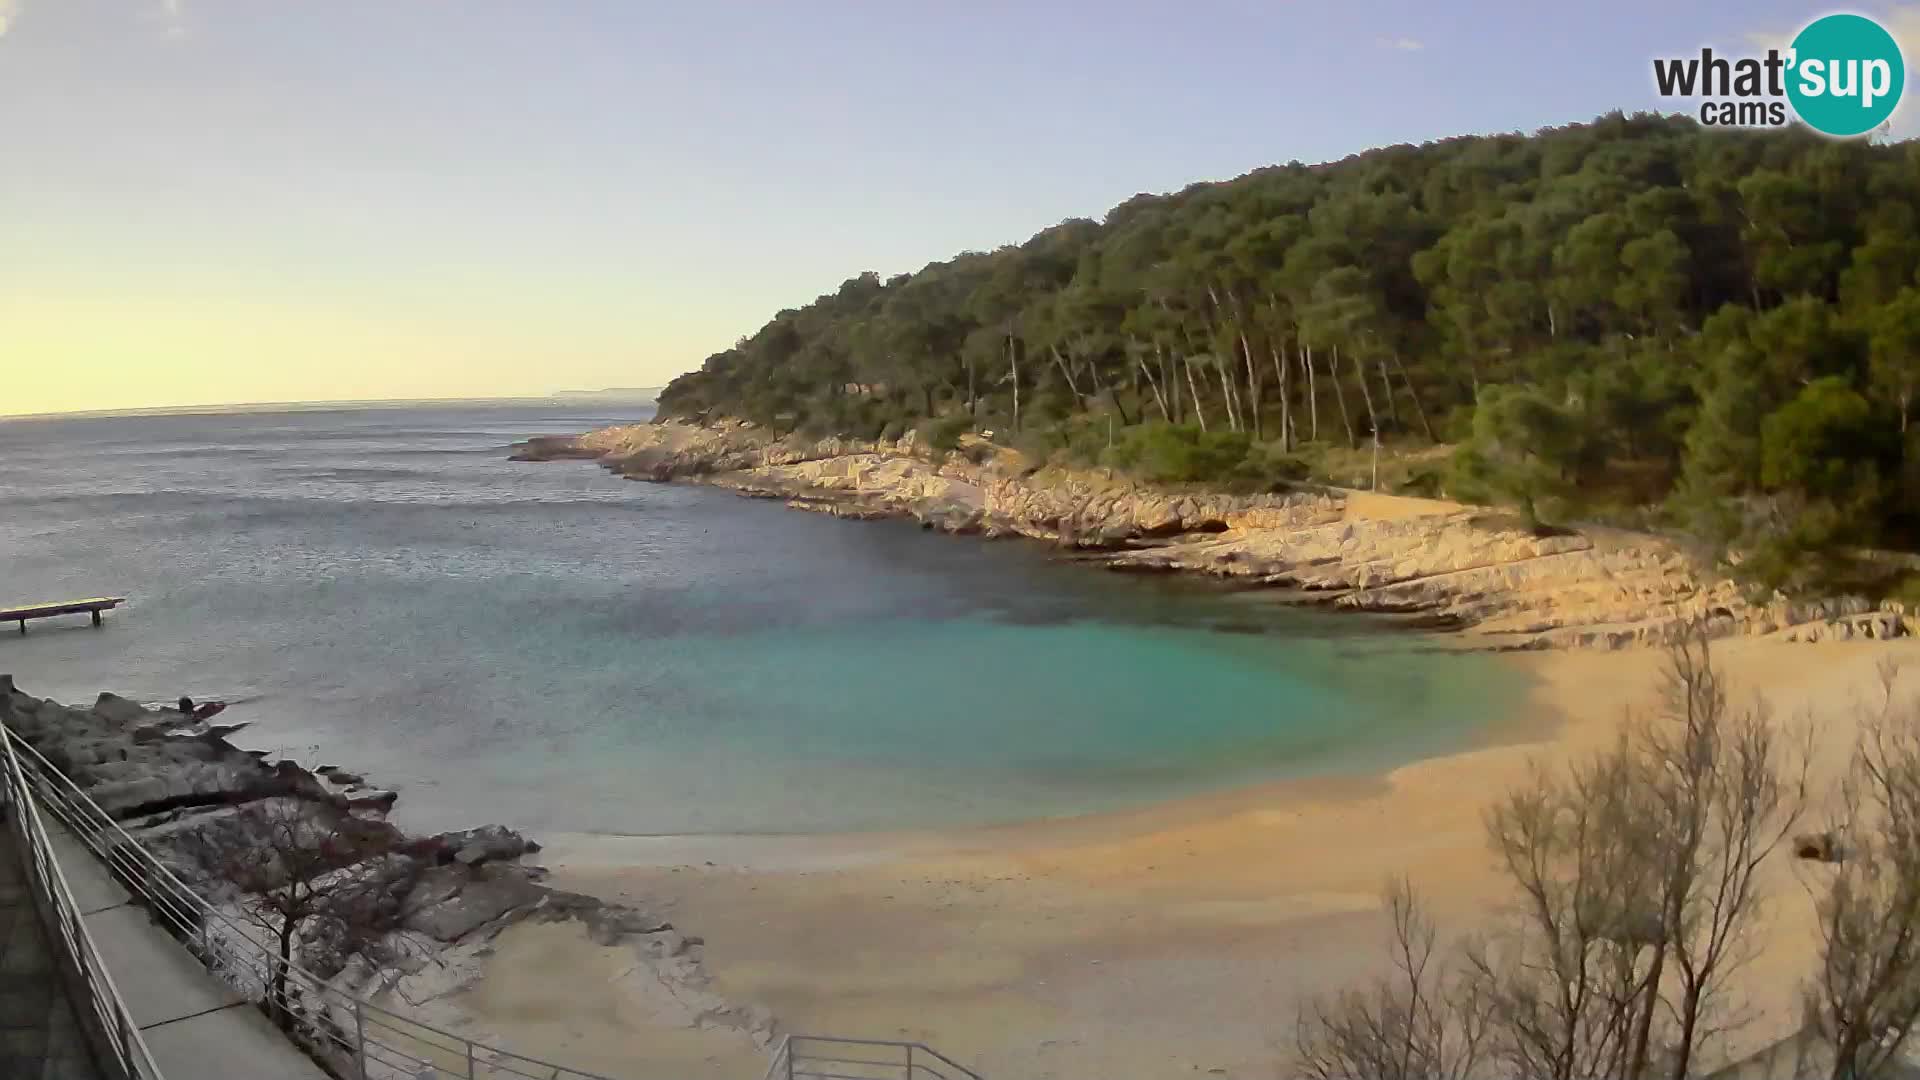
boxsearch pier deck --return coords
[2,599,126,634]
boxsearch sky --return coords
[2,1,1917,416]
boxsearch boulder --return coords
[581,903,673,945]
[401,864,546,942]
[90,775,170,815]
[433,824,538,866]
[342,788,399,810]
[92,693,149,726]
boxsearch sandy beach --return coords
[440,636,1920,1079]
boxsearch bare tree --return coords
[1465,743,1660,1080]
[1629,630,1809,1080]
[1302,632,1806,1080]
[186,796,397,1028]
[1805,661,1920,1080]
[1295,879,1490,1080]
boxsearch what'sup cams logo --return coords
[1653,12,1906,136]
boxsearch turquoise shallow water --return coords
[0,403,1525,835]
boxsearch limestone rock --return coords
[582,904,674,945]
[402,864,546,942]
[538,416,1913,652]
[0,680,780,1055]
[92,692,150,726]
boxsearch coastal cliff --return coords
[516,419,1915,651]
[0,677,776,1075]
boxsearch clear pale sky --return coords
[3,1,1915,415]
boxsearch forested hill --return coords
[657,113,1920,591]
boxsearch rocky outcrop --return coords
[0,677,777,1075]
[513,419,1916,651]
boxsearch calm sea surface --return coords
[0,402,1524,835]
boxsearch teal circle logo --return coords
[1787,13,1906,137]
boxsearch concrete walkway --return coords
[44,822,328,1080]
[0,819,104,1080]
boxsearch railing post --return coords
[466,1037,476,1079]
[354,997,368,1080]
[907,1043,914,1079]
[786,1037,796,1080]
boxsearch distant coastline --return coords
[551,387,661,401]
[0,393,658,422]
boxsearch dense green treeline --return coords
[658,113,1920,591]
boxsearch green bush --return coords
[1396,467,1445,498]
[1440,404,1477,444]
[1010,427,1061,467]
[1233,443,1312,491]
[1103,423,1252,485]
[915,414,974,455]
[1885,573,1920,609]
[1062,418,1117,467]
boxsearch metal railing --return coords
[3,721,988,1080]
[0,719,165,1080]
[2,722,628,1080]
[763,1036,984,1080]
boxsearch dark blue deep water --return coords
[0,403,1522,834]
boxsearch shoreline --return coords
[532,644,1550,876]
[475,637,1918,1080]
[515,418,1915,652]
[533,644,1550,870]
[0,678,781,1079]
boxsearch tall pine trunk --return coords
[1007,330,1021,433]
[1241,330,1262,441]
[1390,352,1435,441]
[1137,353,1171,422]
[1214,355,1241,432]
[1328,344,1356,449]
[1049,344,1085,408]
[1272,346,1291,451]
[1354,346,1380,444]
[1303,342,1319,442]
[1162,346,1178,424]
[1183,357,1209,432]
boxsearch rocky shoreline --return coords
[514,418,1915,651]
[0,676,775,1077]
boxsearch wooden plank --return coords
[1,597,126,623]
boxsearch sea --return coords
[0,402,1525,836]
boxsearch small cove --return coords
[0,403,1527,835]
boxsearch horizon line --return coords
[0,390,661,423]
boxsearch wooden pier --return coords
[3,597,126,634]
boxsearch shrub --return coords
[1886,572,1920,609]
[1440,403,1477,444]
[1397,467,1445,498]
[1233,443,1312,491]
[1104,423,1252,485]
[916,414,974,454]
